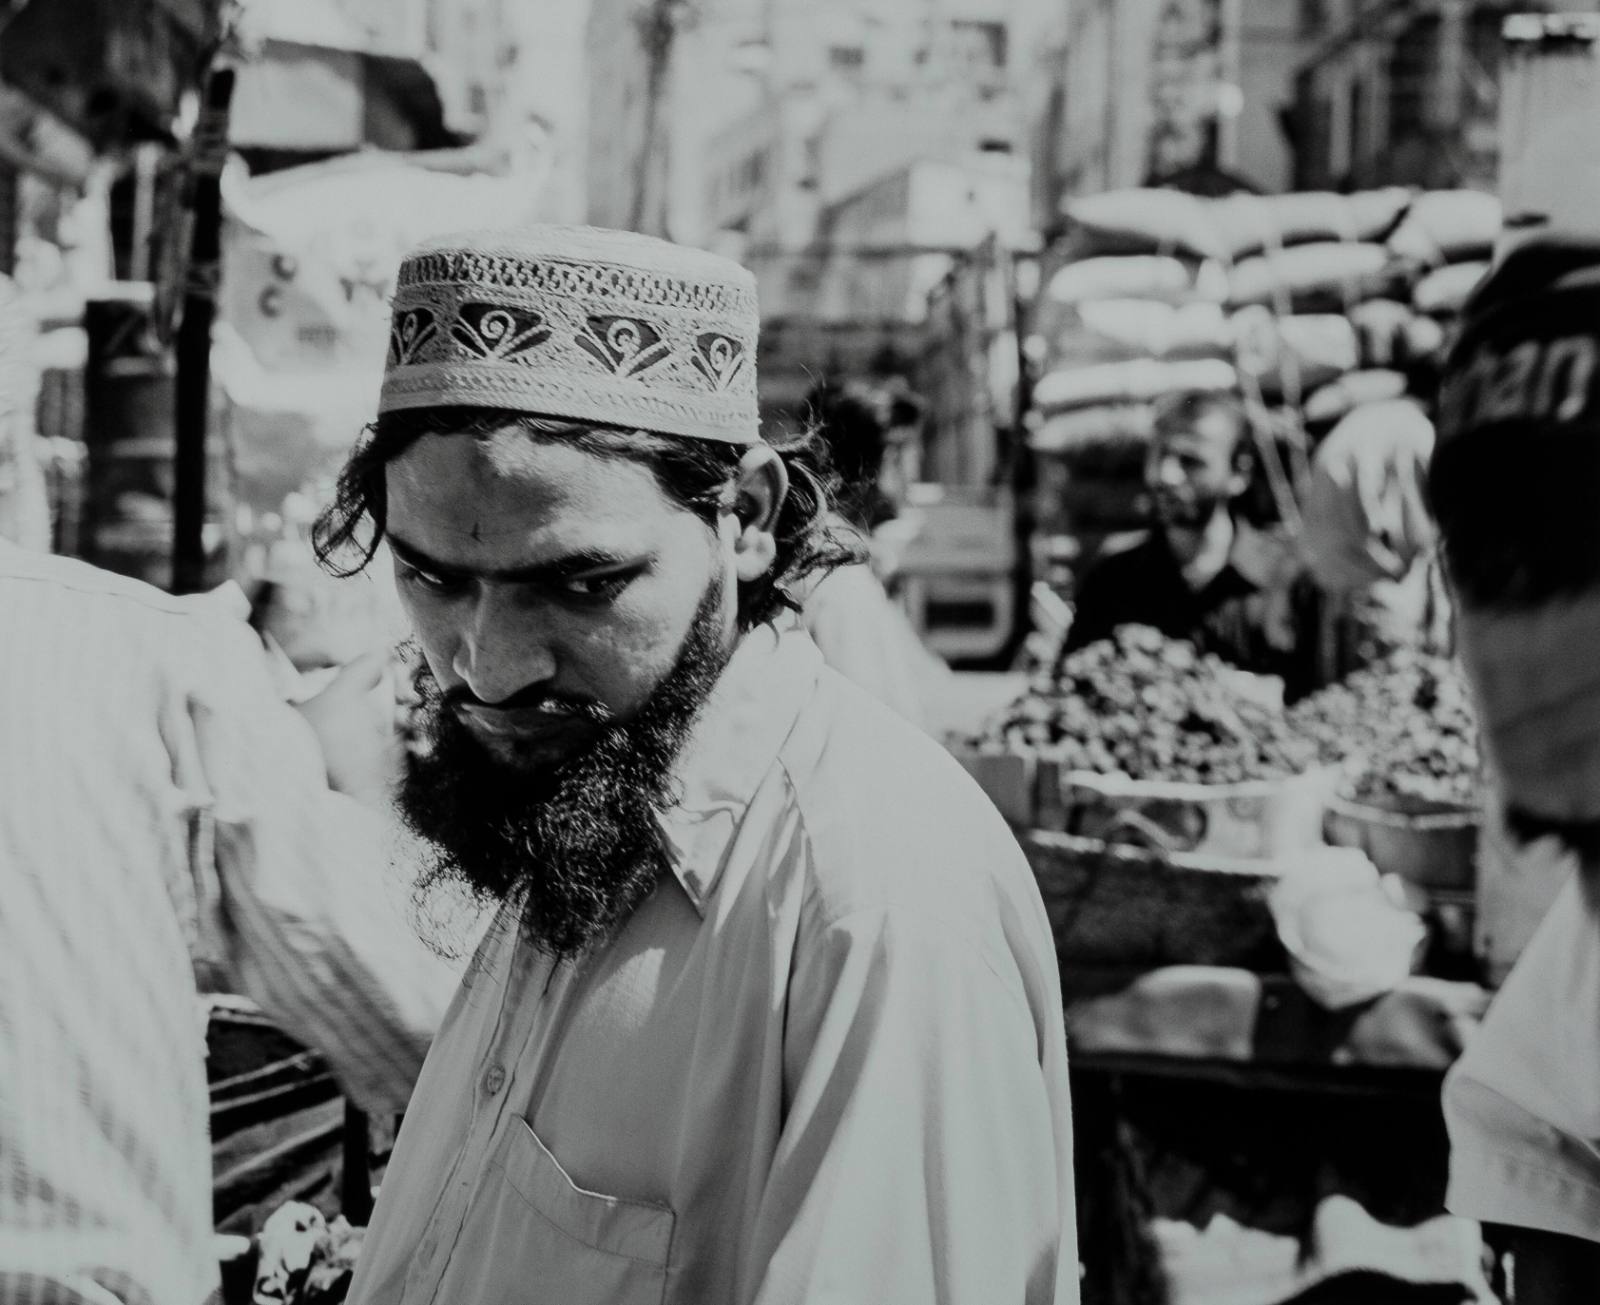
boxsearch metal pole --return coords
[171,64,234,594]
[340,1103,374,1225]
[1002,244,1037,669]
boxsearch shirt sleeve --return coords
[743,907,1079,1305]
[175,609,460,1116]
[1444,871,1600,1244]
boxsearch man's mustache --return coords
[437,681,614,724]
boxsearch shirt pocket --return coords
[434,1114,676,1305]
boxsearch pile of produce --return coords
[1289,651,1481,808]
[986,625,1317,784]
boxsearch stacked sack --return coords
[1029,187,1504,541]
[1029,241,1235,538]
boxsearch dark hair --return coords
[313,408,862,630]
[801,379,893,531]
[1428,423,1600,609]
[1426,241,1600,610]
[1153,389,1249,443]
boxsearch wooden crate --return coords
[1323,794,1478,893]
[1024,830,1286,970]
[1059,768,1335,860]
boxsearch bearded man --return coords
[1062,390,1316,697]
[325,226,1079,1305]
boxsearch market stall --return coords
[1026,184,1495,689]
[952,626,1518,1304]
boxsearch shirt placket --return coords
[402,935,568,1303]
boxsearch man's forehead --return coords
[386,432,676,560]
[390,431,661,503]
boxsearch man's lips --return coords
[452,701,597,742]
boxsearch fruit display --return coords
[1289,650,1481,808]
[985,625,1317,784]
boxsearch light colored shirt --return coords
[348,623,1079,1305]
[0,542,456,1305]
[1444,864,1600,1244]
[798,561,951,733]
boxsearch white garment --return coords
[347,624,1079,1305]
[1444,861,1600,1243]
[799,561,951,732]
[0,542,457,1305]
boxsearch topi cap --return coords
[1431,237,1600,823]
[379,224,762,443]
[1434,238,1600,452]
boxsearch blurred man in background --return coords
[1064,389,1314,696]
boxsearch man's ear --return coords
[1228,447,1255,498]
[728,446,789,583]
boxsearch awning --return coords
[0,85,96,188]
[229,37,456,152]
[229,0,457,153]
[0,0,207,144]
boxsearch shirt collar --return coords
[654,619,824,916]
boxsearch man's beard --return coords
[1154,487,1228,530]
[398,585,731,963]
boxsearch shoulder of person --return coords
[803,559,883,606]
[0,542,190,611]
[0,546,274,701]
[0,544,253,630]
[776,672,1035,936]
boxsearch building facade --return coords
[1027,0,1304,222]
[1290,0,1600,192]
[585,0,668,233]
[799,152,1029,322]
[325,0,517,142]
[587,0,1048,245]
[703,0,1033,245]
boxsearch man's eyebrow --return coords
[386,534,642,582]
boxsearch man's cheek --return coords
[562,613,676,710]
[401,606,459,689]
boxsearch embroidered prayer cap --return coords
[379,224,762,444]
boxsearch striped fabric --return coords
[0,542,457,1305]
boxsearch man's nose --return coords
[451,592,557,705]
[1154,457,1185,487]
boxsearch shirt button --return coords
[482,1064,507,1095]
